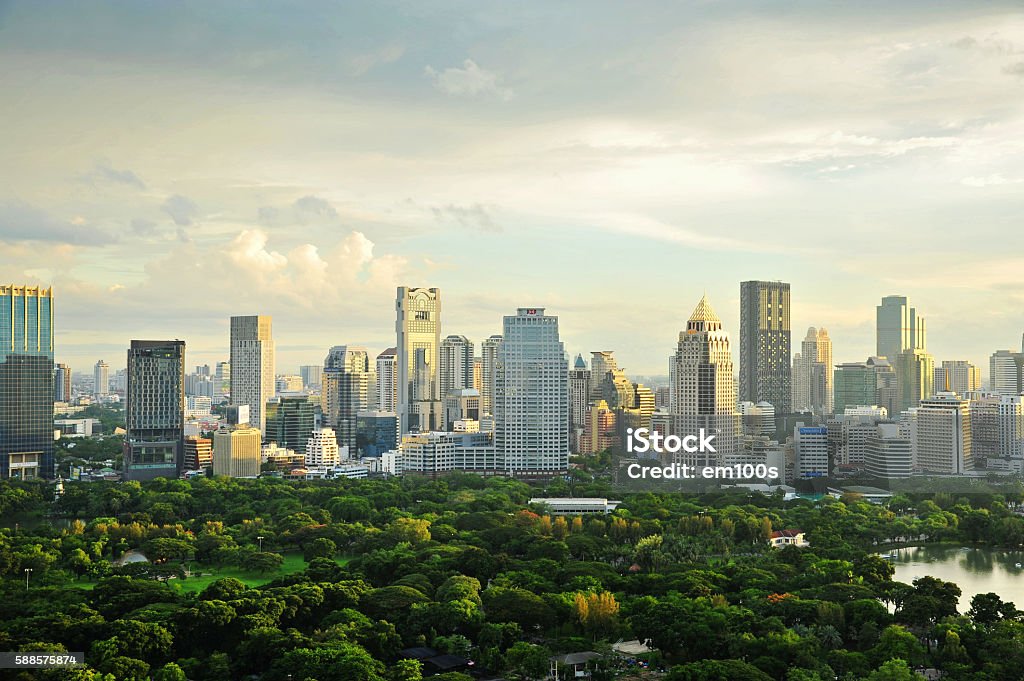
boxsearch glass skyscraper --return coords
[265,395,316,452]
[124,340,185,481]
[0,284,55,479]
[739,280,791,414]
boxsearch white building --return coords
[185,395,213,418]
[865,422,912,479]
[935,360,981,395]
[739,400,776,437]
[528,498,622,515]
[440,334,474,398]
[323,346,374,452]
[276,375,303,393]
[375,348,398,413]
[793,327,833,415]
[305,427,343,468]
[494,308,570,474]
[480,335,503,416]
[213,426,262,478]
[230,315,275,434]
[669,296,739,467]
[989,350,1024,396]
[396,287,442,434]
[914,392,972,474]
[969,392,1024,472]
[93,360,110,397]
[795,425,829,478]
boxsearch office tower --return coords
[793,327,833,415]
[185,373,215,399]
[579,400,618,455]
[934,360,981,395]
[323,346,373,452]
[183,435,213,470]
[728,435,786,483]
[265,395,316,452]
[215,361,231,395]
[356,411,399,457]
[480,335,503,416]
[739,401,776,436]
[212,425,261,478]
[876,295,926,361]
[865,423,912,479]
[230,315,275,433]
[897,348,935,412]
[833,362,877,414]
[989,350,1024,395]
[589,351,618,401]
[0,284,55,479]
[93,360,109,397]
[111,368,128,395]
[472,357,483,394]
[494,307,570,474]
[827,406,887,468]
[396,287,442,434]
[124,340,185,481]
[305,427,342,468]
[668,296,739,465]
[869,357,898,416]
[375,348,398,414]
[299,364,322,390]
[568,355,591,452]
[275,375,303,393]
[186,395,213,418]
[443,388,481,430]
[196,364,211,376]
[794,425,829,478]
[914,392,972,474]
[969,393,1024,472]
[739,280,791,414]
[440,334,474,398]
[54,362,72,403]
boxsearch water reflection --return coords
[887,545,1024,612]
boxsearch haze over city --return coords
[3,1,1024,374]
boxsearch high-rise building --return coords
[323,346,373,452]
[440,334,474,398]
[794,425,829,478]
[299,364,323,390]
[897,348,935,412]
[569,354,591,451]
[0,284,55,479]
[396,287,442,434]
[989,350,1024,396]
[472,357,483,394]
[375,348,398,413]
[93,360,109,397]
[914,392,972,474]
[230,315,275,433]
[480,335,502,416]
[934,360,981,395]
[739,280,791,414]
[968,392,1024,472]
[793,327,833,415]
[111,368,128,395]
[355,411,399,457]
[589,351,618,402]
[865,423,912,479]
[494,307,570,474]
[183,435,213,471]
[215,361,230,395]
[833,362,877,414]
[124,340,185,481]
[739,401,776,437]
[443,388,481,431]
[213,425,261,478]
[54,362,72,403]
[275,375,303,393]
[265,395,316,453]
[579,399,618,455]
[669,296,739,466]
[876,295,926,361]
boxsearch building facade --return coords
[124,340,185,481]
[440,334,474,399]
[323,346,373,452]
[230,315,275,433]
[375,348,398,413]
[739,280,791,414]
[265,395,316,453]
[914,392,972,474]
[396,287,442,434]
[213,426,261,478]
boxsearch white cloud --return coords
[424,59,513,100]
[961,173,1024,187]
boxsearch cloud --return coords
[348,43,405,76]
[961,173,1024,187]
[293,195,338,220]
[258,195,340,227]
[130,217,158,236]
[86,161,146,189]
[424,59,513,100]
[0,201,114,245]
[161,194,200,226]
[431,203,501,233]
[1003,61,1024,76]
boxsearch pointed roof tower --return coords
[687,294,723,333]
[574,354,587,370]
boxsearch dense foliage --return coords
[3,472,1024,680]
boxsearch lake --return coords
[886,545,1024,613]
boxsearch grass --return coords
[68,553,353,593]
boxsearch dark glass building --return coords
[356,411,399,457]
[0,285,55,479]
[265,395,316,452]
[739,280,792,414]
[123,340,185,481]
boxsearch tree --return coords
[244,551,284,573]
[666,659,772,681]
[574,590,619,639]
[388,659,422,681]
[504,642,551,681]
[152,663,187,681]
[865,658,918,681]
[305,537,337,561]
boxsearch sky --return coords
[2,1,1024,378]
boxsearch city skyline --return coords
[4,3,1024,374]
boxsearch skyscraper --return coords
[54,362,72,403]
[833,362,878,414]
[0,284,55,479]
[739,280,791,414]
[123,340,185,481]
[669,296,739,465]
[914,392,972,474]
[375,348,398,413]
[439,334,474,398]
[568,354,591,451]
[876,295,926,361]
[230,315,275,434]
[396,287,442,434]
[213,425,261,478]
[265,395,316,452]
[323,345,374,452]
[589,351,617,402]
[480,335,502,416]
[935,360,981,395]
[494,307,570,474]
[793,327,833,415]
[897,348,935,412]
[299,365,323,390]
[989,350,1024,396]
[93,359,109,397]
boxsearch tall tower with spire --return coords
[568,354,591,452]
[669,295,739,465]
